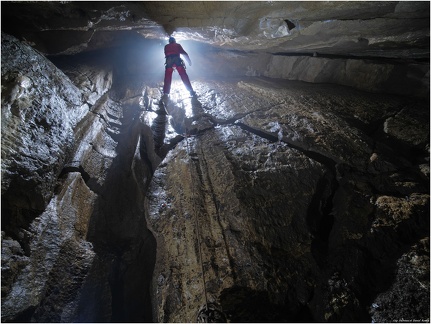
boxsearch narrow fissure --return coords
[307,172,337,268]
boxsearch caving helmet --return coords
[169,36,176,43]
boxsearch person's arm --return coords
[178,44,192,66]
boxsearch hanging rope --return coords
[184,131,227,323]
[184,133,209,306]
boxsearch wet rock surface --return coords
[145,78,429,322]
[1,33,429,323]
[1,32,88,237]
[1,35,155,322]
[2,2,429,98]
[2,1,429,60]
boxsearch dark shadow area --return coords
[307,171,336,269]
[152,112,168,153]
[285,19,296,31]
[81,75,157,322]
[4,306,37,323]
[220,286,314,323]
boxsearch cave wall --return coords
[144,77,429,322]
[1,1,428,98]
[194,50,430,97]
[264,55,430,98]
[1,32,96,321]
[1,33,156,322]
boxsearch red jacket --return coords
[164,43,191,65]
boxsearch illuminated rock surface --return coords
[1,2,429,323]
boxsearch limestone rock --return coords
[264,56,429,97]
[370,237,430,323]
[2,2,429,60]
[1,34,156,322]
[145,77,429,322]
[2,2,429,100]
[1,33,88,234]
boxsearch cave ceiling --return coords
[1,1,430,60]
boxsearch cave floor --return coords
[129,75,429,162]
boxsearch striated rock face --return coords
[2,1,429,59]
[1,32,88,236]
[264,55,430,97]
[1,1,429,98]
[145,78,429,322]
[1,34,155,322]
[0,1,429,322]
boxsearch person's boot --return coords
[159,93,169,104]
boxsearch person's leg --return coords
[176,66,194,94]
[163,68,174,94]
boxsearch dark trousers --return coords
[163,66,193,94]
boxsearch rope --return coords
[184,132,209,310]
